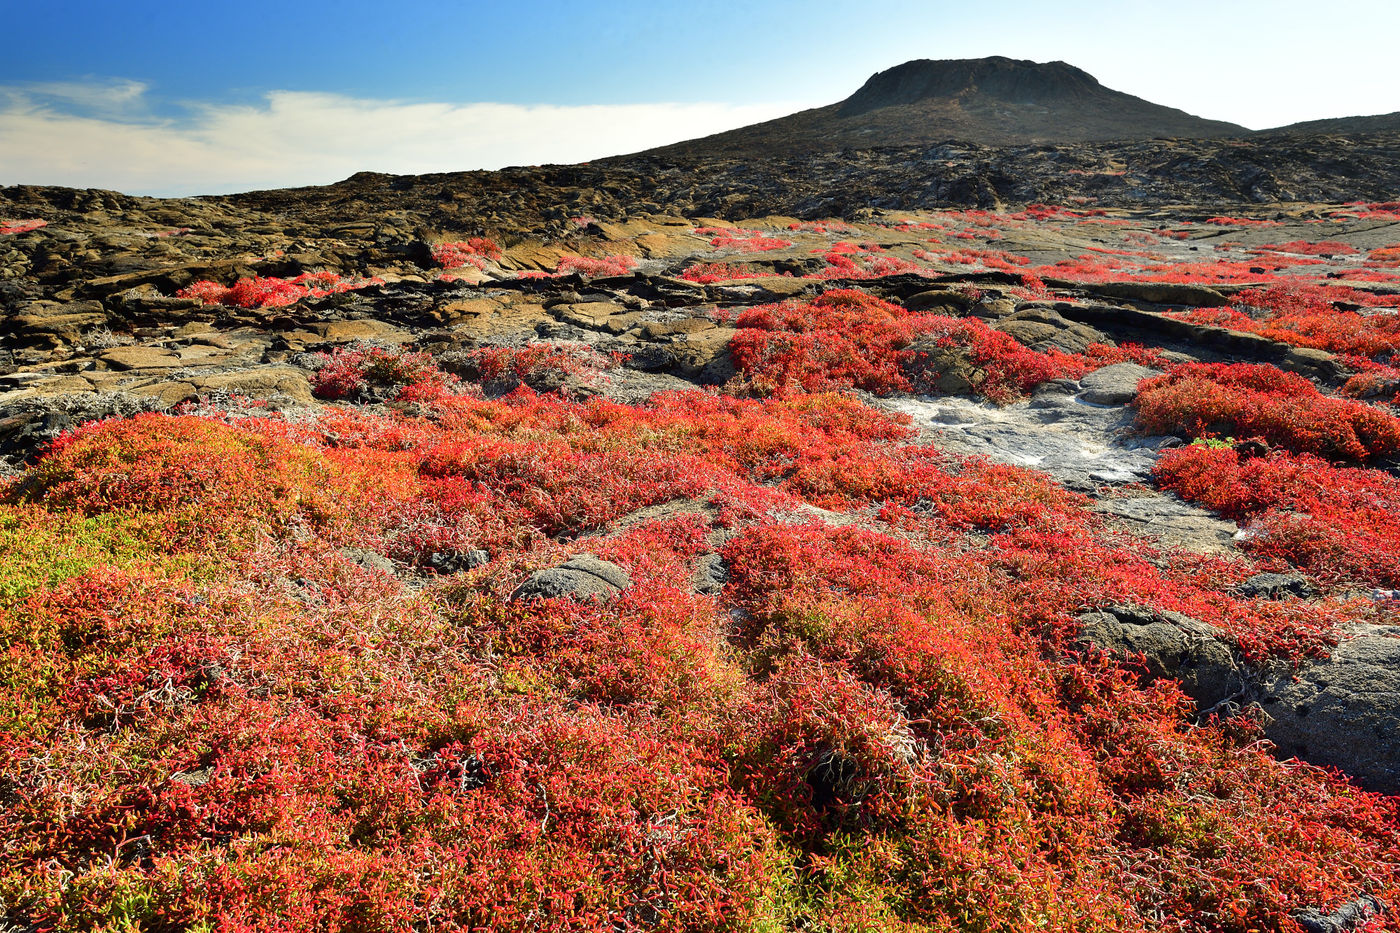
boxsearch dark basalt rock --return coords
[512,554,632,602]
[692,553,729,596]
[1293,895,1385,933]
[1258,627,1400,794]
[1076,604,1246,711]
[1079,605,1400,794]
[426,549,490,575]
[1238,572,1317,600]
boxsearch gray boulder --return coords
[1081,604,1400,794]
[904,288,977,313]
[1258,626,1400,794]
[512,554,632,602]
[903,340,987,395]
[1077,363,1160,405]
[1077,604,1245,710]
[1293,895,1385,933]
[995,308,1107,354]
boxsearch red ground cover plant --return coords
[554,254,638,277]
[1154,442,1400,586]
[1329,201,1400,220]
[7,258,1400,931]
[812,242,934,279]
[178,271,385,308]
[1341,358,1400,407]
[431,237,503,270]
[727,289,1164,402]
[677,261,769,283]
[1204,216,1281,227]
[0,218,47,235]
[1134,362,1400,461]
[787,220,856,233]
[710,233,793,252]
[462,342,617,393]
[311,345,460,403]
[1169,284,1400,359]
[1251,240,1358,257]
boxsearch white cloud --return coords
[0,84,812,197]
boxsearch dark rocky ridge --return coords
[7,132,1397,298]
[1262,111,1400,137]
[642,57,1250,158]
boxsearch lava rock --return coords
[1077,362,1160,405]
[1258,626,1400,794]
[904,288,977,313]
[1293,895,1385,933]
[995,308,1106,353]
[1237,572,1317,600]
[1077,604,1245,710]
[511,554,632,602]
[903,340,987,395]
[341,547,398,576]
[426,549,490,575]
[692,553,729,595]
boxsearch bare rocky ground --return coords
[4,148,1400,793]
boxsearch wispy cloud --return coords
[23,78,151,116]
[0,82,812,196]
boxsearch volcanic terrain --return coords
[3,57,1400,933]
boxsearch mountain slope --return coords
[1260,111,1400,136]
[640,56,1250,158]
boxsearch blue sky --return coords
[2,0,1397,196]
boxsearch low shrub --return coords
[431,237,503,270]
[0,218,47,235]
[1154,442,1400,586]
[1134,362,1400,460]
[178,272,385,309]
[555,254,638,277]
[311,345,459,403]
[459,342,616,394]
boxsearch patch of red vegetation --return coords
[676,261,769,283]
[0,218,46,235]
[178,272,385,309]
[465,342,616,392]
[787,220,855,233]
[727,289,1165,402]
[1329,201,1400,220]
[1252,240,1358,257]
[1155,443,1400,586]
[1135,362,1400,461]
[710,233,793,252]
[554,254,639,277]
[1169,283,1400,358]
[311,345,460,404]
[1204,216,1282,227]
[431,238,503,270]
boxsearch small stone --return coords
[1238,572,1316,600]
[426,549,489,574]
[342,547,398,576]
